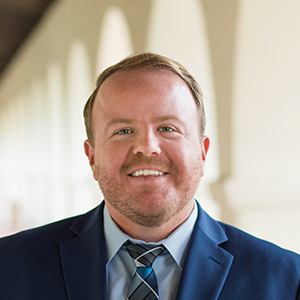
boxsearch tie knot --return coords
[125,241,165,267]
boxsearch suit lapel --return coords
[60,203,107,300]
[58,202,233,300]
[176,203,233,300]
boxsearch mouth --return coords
[129,169,167,177]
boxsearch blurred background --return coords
[0,0,300,253]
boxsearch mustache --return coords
[120,155,171,175]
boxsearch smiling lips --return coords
[130,169,166,177]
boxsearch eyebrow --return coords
[153,115,186,129]
[152,115,181,123]
[104,115,185,131]
[107,118,135,126]
[105,118,135,131]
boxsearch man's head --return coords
[84,52,206,148]
[83,53,209,241]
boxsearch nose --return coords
[132,129,162,156]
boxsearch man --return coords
[0,53,299,299]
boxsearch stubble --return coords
[96,154,202,227]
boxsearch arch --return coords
[66,39,99,214]
[146,0,220,217]
[66,39,93,177]
[46,62,65,177]
[45,62,68,220]
[21,78,50,227]
[96,5,133,74]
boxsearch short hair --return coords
[83,52,206,146]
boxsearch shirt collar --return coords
[104,203,128,264]
[104,201,198,269]
[161,202,197,268]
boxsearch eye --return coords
[116,128,133,135]
[159,126,174,132]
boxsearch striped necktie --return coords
[125,241,165,300]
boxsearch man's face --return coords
[84,69,209,228]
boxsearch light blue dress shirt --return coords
[104,201,198,300]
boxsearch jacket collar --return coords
[60,203,107,300]
[59,201,233,300]
[176,201,233,299]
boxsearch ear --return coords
[201,135,210,161]
[84,140,98,180]
[199,136,210,177]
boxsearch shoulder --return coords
[218,221,300,280]
[0,215,78,260]
[0,204,103,258]
[195,202,300,296]
[195,202,300,264]
[219,221,300,259]
[0,204,105,298]
[212,222,300,298]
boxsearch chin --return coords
[129,201,180,227]
[129,211,170,228]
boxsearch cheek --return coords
[167,139,202,165]
[179,146,203,181]
[95,145,128,175]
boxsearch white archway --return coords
[66,40,99,215]
[96,5,133,74]
[146,0,220,218]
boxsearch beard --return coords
[96,154,202,228]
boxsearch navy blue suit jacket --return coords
[0,201,300,299]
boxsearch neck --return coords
[105,200,194,243]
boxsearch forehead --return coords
[102,68,183,90]
[92,69,198,123]
[98,69,191,100]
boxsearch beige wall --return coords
[228,0,300,251]
[0,0,299,253]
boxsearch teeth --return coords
[131,169,165,177]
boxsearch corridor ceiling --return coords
[0,0,56,78]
